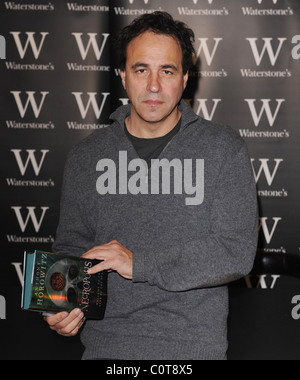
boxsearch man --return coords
[45,12,258,360]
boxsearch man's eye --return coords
[163,70,173,75]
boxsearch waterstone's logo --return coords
[0,35,6,59]
[67,33,110,72]
[114,0,162,16]
[128,0,149,3]
[192,0,215,3]
[242,0,294,16]
[189,38,227,79]
[251,158,287,198]
[66,2,108,12]
[239,98,289,139]
[178,0,229,17]
[7,206,54,244]
[6,91,55,131]
[96,151,204,206]
[6,32,55,71]
[67,92,110,130]
[6,149,54,188]
[4,2,54,11]
[240,37,292,79]
[10,31,49,60]
[256,0,278,4]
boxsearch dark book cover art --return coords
[22,250,107,320]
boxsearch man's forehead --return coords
[126,32,182,63]
[127,31,181,51]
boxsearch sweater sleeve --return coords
[52,148,95,257]
[132,140,258,292]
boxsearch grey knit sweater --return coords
[53,100,258,360]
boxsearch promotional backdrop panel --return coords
[0,0,109,359]
[1,0,300,360]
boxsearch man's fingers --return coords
[57,309,85,336]
[44,311,68,327]
[44,308,85,337]
[87,260,113,274]
[81,240,133,279]
[82,246,109,260]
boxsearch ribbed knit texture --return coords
[53,100,258,360]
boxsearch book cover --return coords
[21,250,107,320]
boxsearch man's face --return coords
[121,31,188,129]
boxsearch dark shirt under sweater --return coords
[124,119,181,166]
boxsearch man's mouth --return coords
[144,99,164,106]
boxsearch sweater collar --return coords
[109,99,199,135]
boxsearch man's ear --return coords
[183,72,189,90]
[120,70,126,90]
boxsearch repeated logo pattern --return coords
[2,0,299,281]
[0,1,300,358]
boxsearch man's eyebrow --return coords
[131,62,149,69]
[161,64,178,71]
[131,63,179,70]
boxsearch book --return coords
[21,250,108,320]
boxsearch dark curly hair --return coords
[115,11,195,74]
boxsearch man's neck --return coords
[125,107,182,139]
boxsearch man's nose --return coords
[147,73,161,93]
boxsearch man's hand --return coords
[44,308,85,337]
[82,240,133,280]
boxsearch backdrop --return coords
[1,0,300,360]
